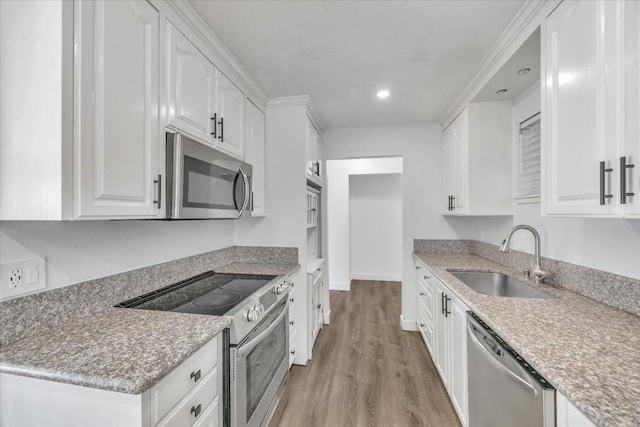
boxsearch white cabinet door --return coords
[75,0,162,218]
[556,392,596,427]
[214,69,245,159]
[449,292,468,427]
[452,110,468,214]
[434,280,449,388]
[167,22,216,144]
[543,0,622,217]
[315,279,323,332]
[624,1,640,218]
[245,100,266,216]
[442,123,455,214]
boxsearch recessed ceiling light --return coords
[496,89,508,95]
[377,90,390,99]
[517,68,531,75]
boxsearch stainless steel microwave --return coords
[166,132,252,219]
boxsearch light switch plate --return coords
[0,257,47,300]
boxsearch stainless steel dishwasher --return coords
[467,312,555,427]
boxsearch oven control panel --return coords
[259,290,276,309]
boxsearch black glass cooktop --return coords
[116,271,277,316]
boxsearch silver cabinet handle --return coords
[620,156,635,204]
[153,174,161,209]
[600,161,613,205]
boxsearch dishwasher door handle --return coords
[467,321,538,397]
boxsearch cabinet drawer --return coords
[418,318,434,353]
[192,397,220,427]
[157,368,219,427]
[151,337,218,423]
[417,297,433,330]
[417,282,434,319]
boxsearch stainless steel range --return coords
[117,271,292,427]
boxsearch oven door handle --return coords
[237,167,250,217]
[238,304,287,358]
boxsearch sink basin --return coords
[448,271,555,299]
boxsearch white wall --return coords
[349,173,402,281]
[0,220,234,292]
[326,158,402,289]
[323,122,456,326]
[450,84,640,280]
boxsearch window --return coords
[516,113,541,201]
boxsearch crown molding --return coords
[267,95,326,134]
[165,0,269,108]
[439,0,561,128]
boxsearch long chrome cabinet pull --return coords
[599,161,613,205]
[211,113,217,138]
[620,156,635,204]
[153,174,162,209]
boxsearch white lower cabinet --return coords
[556,392,597,427]
[308,264,324,353]
[415,260,468,427]
[287,275,297,368]
[0,335,222,427]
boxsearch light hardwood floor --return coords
[278,280,461,427]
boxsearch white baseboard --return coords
[330,282,350,291]
[351,273,402,282]
[324,309,331,324]
[400,315,418,331]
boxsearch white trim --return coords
[439,0,562,128]
[400,315,418,331]
[350,273,402,282]
[330,282,350,291]
[324,309,331,324]
[267,95,310,108]
[266,95,325,133]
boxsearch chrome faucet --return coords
[499,225,552,283]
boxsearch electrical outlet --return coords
[1,257,46,300]
[8,268,23,287]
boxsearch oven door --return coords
[166,132,252,219]
[231,300,289,427]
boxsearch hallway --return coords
[278,280,461,427]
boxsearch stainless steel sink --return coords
[448,271,555,299]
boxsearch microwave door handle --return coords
[237,167,250,216]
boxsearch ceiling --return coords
[473,28,540,103]
[190,0,526,129]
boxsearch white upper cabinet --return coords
[245,100,266,216]
[543,0,622,217]
[442,102,512,216]
[214,70,245,159]
[306,117,323,184]
[624,1,640,218]
[167,22,216,144]
[75,0,162,219]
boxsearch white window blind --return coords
[516,113,541,199]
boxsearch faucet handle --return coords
[532,269,552,283]
[523,269,531,280]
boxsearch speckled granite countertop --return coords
[0,308,230,394]
[413,252,640,427]
[0,262,299,395]
[215,262,300,276]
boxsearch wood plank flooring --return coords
[278,280,461,427]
